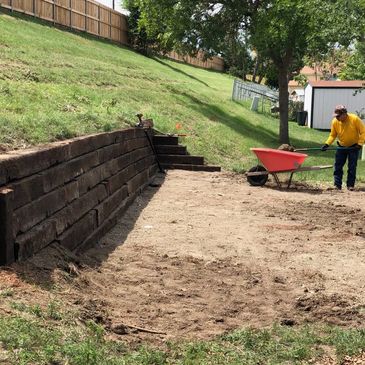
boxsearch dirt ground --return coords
[1,170,365,360]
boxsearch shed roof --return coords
[308,80,365,88]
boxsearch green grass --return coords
[2,12,363,183]
[1,305,365,364]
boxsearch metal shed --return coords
[304,80,365,129]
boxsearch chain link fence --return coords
[232,79,279,114]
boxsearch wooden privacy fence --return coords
[0,1,224,71]
[0,0,128,44]
[168,50,225,72]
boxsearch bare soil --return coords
[1,170,365,357]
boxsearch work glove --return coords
[321,144,329,151]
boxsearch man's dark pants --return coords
[334,148,359,188]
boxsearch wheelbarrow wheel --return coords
[247,165,268,186]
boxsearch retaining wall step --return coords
[153,135,179,145]
[155,145,187,155]
[161,163,221,172]
[157,154,204,165]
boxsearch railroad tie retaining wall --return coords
[0,128,158,265]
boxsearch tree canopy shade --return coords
[126,0,363,143]
[340,41,365,80]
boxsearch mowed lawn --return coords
[1,12,364,182]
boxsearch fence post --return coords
[109,9,112,39]
[84,0,87,31]
[53,0,55,25]
[69,0,72,29]
[0,188,15,266]
[251,96,260,111]
[97,4,100,36]
[232,79,237,101]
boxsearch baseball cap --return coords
[333,105,347,117]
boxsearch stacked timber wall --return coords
[0,128,158,265]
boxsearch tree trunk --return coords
[277,66,290,144]
[252,55,260,83]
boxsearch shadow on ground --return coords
[8,173,166,289]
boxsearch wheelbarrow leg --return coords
[287,172,295,188]
[272,173,282,188]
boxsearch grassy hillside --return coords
[1,12,364,182]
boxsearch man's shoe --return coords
[348,186,355,191]
[335,185,342,190]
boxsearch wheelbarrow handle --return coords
[294,147,326,151]
[294,147,357,152]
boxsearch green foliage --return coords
[123,0,176,54]
[124,0,256,79]
[264,63,280,89]
[340,41,365,80]
[289,101,304,121]
[124,0,160,55]
[223,38,253,81]
[325,326,365,357]
[305,46,349,81]
[10,300,64,321]
[293,74,308,86]
[46,301,63,321]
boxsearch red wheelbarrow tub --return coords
[251,148,308,172]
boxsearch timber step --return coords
[158,154,204,165]
[153,135,179,145]
[153,133,221,172]
[160,163,221,172]
[155,145,187,155]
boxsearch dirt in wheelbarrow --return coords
[2,170,365,352]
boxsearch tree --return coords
[304,46,350,81]
[124,0,174,55]
[339,41,365,80]
[124,0,256,80]
[127,0,361,143]
[221,33,254,81]
[250,0,362,142]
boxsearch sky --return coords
[94,0,127,14]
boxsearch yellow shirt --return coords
[325,113,365,147]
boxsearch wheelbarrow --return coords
[246,148,333,188]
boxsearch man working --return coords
[321,105,365,191]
